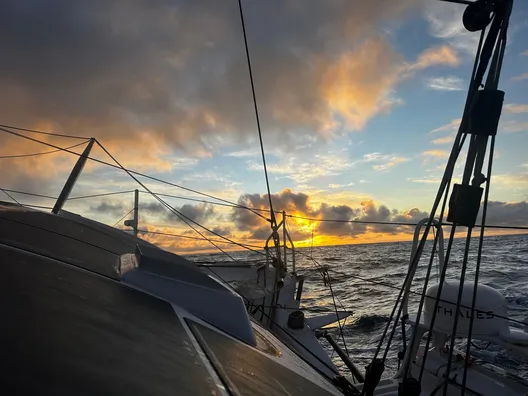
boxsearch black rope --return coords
[69,190,137,201]
[137,229,267,252]
[205,266,345,383]
[0,188,21,205]
[286,214,528,231]
[0,140,89,159]
[112,208,134,227]
[139,190,273,214]
[237,0,282,264]
[94,140,242,261]
[0,188,56,200]
[0,125,267,220]
[0,123,90,140]
[319,265,528,329]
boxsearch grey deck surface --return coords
[189,321,336,396]
[0,245,218,395]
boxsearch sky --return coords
[0,0,527,254]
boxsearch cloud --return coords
[410,45,459,70]
[513,72,528,81]
[424,1,480,55]
[501,121,528,134]
[0,0,425,153]
[504,104,528,114]
[425,76,465,91]
[422,150,449,159]
[429,118,462,134]
[229,189,528,243]
[362,152,409,171]
[431,135,455,145]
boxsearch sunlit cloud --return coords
[504,104,528,114]
[513,72,528,81]
[422,150,449,158]
[424,1,479,55]
[362,152,409,171]
[429,118,461,134]
[431,135,455,145]
[501,121,528,134]
[425,76,464,91]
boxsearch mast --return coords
[52,138,95,214]
[365,1,514,395]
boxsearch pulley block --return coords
[463,0,495,32]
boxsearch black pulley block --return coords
[463,0,494,32]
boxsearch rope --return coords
[461,5,512,392]
[94,140,241,262]
[69,190,137,201]
[139,190,274,215]
[0,140,89,159]
[112,208,134,227]
[286,214,528,231]
[0,188,21,205]
[237,0,282,265]
[0,189,56,200]
[137,229,267,252]
[0,123,89,140]
[0,125,267,220]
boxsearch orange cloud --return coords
[409,45,459,71]
[504,104,528,114]
[513,72,528,81]
[422,149,449,158]
[431,135,454,145]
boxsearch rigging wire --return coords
[112,208,134,227]
[2,184,528,231]
[0,123,89,140]
[0,125,268,220]
[237,0,283,265]
[69,190,137,201]
[286,213,528,231]
[2,184,528,232]
[94,140,255,261]
[1,188,21,205]
[0,188,56,200]
[94,140,237,260]
[0,140,90,159]
[137,229,267,252]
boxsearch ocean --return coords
[186,233,528,379]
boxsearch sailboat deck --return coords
[0,203,342,395]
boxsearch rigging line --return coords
[296,249,355,319]
[137,229,267,252]
[0,140,90,159]
[237,0,281,258]
[94,140,241,262]
[0,188,56,200]
[0,188,21,205]
[69,190,137,201]
[20,204,55,210]
[139,190,274,214]
[112,208,134,228]
[323,265,528,329]
[0,123,89,140]
[463,14,510,388]
[205,266,343,384]
[0,126,267,221]
[286,213,528,231]
[326,270,351,359]
[417,22,487,383]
